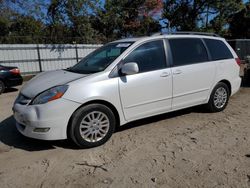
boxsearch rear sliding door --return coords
[169,38,216,110]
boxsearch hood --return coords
[21,69,87,98]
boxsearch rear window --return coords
[204,39,233,61]
[169,38,208,66]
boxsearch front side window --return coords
[169,38,209,66]
[204,39,233,61]
[68,42,133,74]
[123,40,167,73]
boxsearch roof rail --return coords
[169,31,220,37]
[150,32,162,36]
[150,31,220,37]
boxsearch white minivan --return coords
[13,33,241,148]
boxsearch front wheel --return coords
[206,82,230,112]
[69,104,116,148]
[0,80,5,94]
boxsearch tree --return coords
[0,0,14,37]
[0,0,48,43]
[93,0,162,40]
[209,0,244,36]
[162,0,244,35]
[0,18,9,41]
[228,2,250,38]
[0,0,247,44]
[163,0,208,31]
[47,0,101,43]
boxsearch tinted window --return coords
[123,40,166,73]
[204,39,233,60]
[169,38,208,66]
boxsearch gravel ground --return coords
[0,84,250,188]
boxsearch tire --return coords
[69,104,116,148]
[242,69,249,85]
[0,80,5,94]
[245,69,250,82]
[206,82,230,112]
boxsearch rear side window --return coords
[123,40,166,73]
[204,39,233,61]
[169,38,208,66]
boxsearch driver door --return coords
[119,40,173,121]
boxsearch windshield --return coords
[67,42,133,74]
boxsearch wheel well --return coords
[0,79,6,90]
[0,78,5,84]
[67,100,120,138]
[219,80,231,96]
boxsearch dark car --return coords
[0,65,23,94]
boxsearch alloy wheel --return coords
[79,111,110,142]
[213,87,228,109]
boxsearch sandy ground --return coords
[0,84,250,188]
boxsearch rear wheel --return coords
[206,82,230,112]
[0,80,5,94]
[69,104,116,148]
[244,69,250,82]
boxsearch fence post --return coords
[36,44,42,72]
[75,44,79,63]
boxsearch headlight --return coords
[31,85,68,105]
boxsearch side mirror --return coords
[121,62,139,75]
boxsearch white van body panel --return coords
[13,34,241,140]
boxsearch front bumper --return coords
[231,77,242,96]
[13,98,81,140]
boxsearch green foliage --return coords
[47,0,101,43]
[0,0,248,44]
[92,0,161,40]
[163,0,200,31]
[228,3,250,38]
[0,18,9,36]
[10,16,43,36]
[209,0,244,36]
[162,0,245,35]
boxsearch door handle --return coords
[160,72,170,77]
[173,69,182,75]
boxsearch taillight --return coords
[10,68,20,74]
[235,58,241,66]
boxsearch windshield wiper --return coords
[64,68,98,74]
[64,68,80,73]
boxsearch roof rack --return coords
[150,32,162,36]
[150,31,220,37]
[169,31,220,37]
